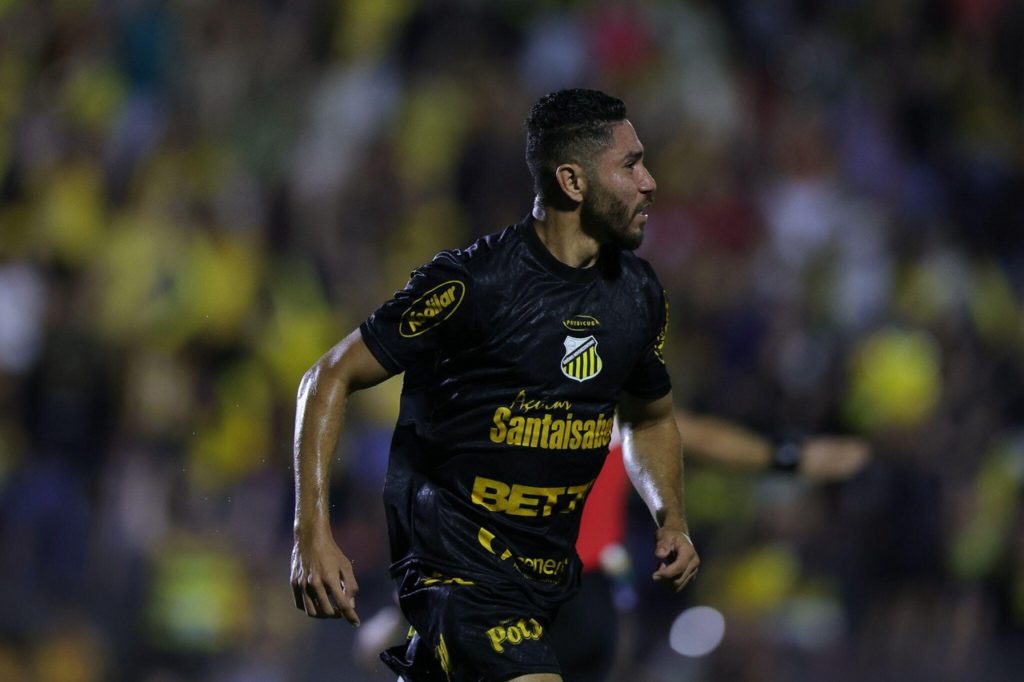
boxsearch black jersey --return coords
[360,215,670,613]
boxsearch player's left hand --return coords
[652,527,699,592]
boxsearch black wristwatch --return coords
[771,438,803,473]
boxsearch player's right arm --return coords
[292,251,474,624]
[291,329,392,626]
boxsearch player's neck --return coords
[531,203,601,269]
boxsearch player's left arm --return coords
[618,389,699,592]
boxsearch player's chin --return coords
[618,221,645,251]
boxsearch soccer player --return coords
[290,88,699,681]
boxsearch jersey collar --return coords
[518,215,603,284]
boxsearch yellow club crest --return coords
[560,335,602,382]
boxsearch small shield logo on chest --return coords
[560,335,603,382]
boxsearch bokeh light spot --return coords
[669,606,726,657]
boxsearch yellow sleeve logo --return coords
[399,280,466,338]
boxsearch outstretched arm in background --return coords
[291,329,392,626]
[618,390,700,592]
[675,411,871,481]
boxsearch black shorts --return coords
[548,571,617,681]
[380,569,562,682]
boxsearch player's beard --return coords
[580,179,647,251]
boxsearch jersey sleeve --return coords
[360,252,478,374]
[622,277,672,400]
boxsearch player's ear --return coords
[555,163,586,203]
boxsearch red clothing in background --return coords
[576,444,629,571]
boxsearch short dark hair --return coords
[525,89,627,205]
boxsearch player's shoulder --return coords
[425,219,528,281]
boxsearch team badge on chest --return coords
[560,335,603,382]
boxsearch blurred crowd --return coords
[1,0,1022,680]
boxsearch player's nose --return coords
[638,163,656,194]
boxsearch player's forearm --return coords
[622,414,689,532]
[293,358,350,538]
[675,411,772,470]
[293,331,391,537]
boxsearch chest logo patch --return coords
[563,315,600,332]
[560,335,603,382]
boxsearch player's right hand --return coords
[290,527,360,626]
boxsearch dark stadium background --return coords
[1,1,1022,680]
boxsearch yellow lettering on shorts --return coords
[421,572,474,586]
[485,618,545,654]
[436,634,452,680]
[486,626,508,653]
